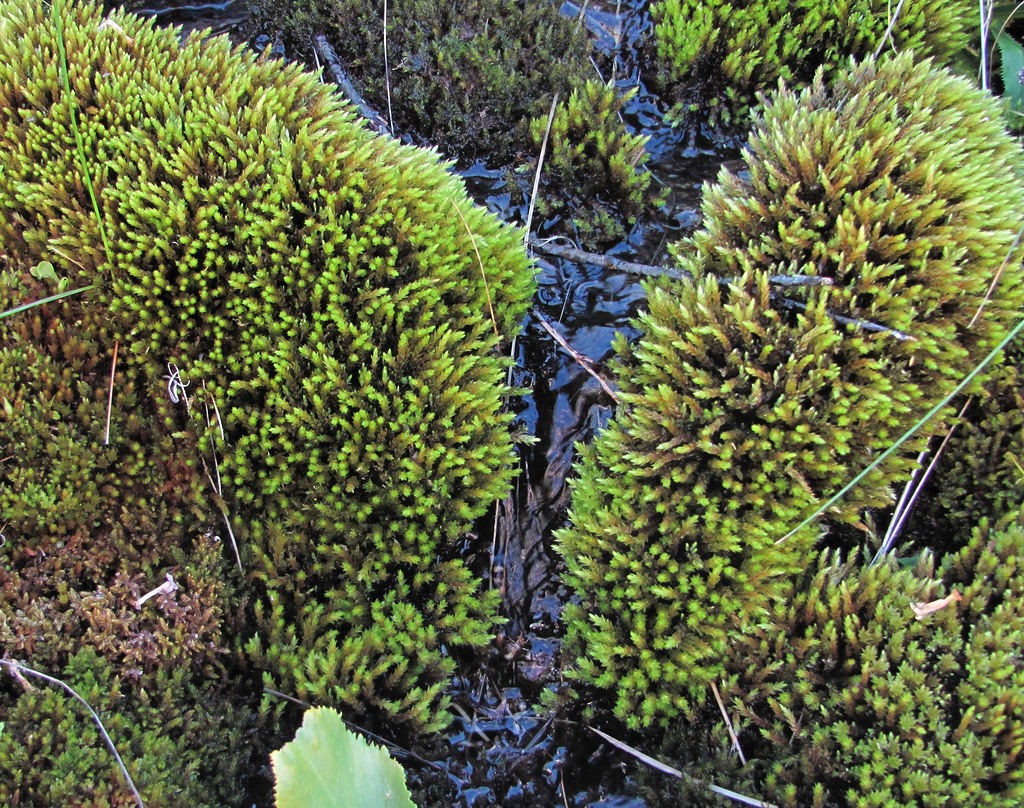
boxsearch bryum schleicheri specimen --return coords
[556,53,1024,733]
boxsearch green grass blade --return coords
[52,0,112,266]
[0,285,95,320]
[778,315,1024,545]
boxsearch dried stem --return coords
[104,339,118,445]
[711,681,747,765]
[524,95,559,244]
[587,725,777,807]
[530,237,912,341]
[451,199,499,337]
[535,311,618,401]
[382,0,395,135]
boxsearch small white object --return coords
[135,573,179,610]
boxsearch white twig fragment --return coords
[135,573,178,610]
[104,340,118,445]
[588,725,778,807]
[98,17,134,43]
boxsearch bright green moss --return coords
[528,80,663,247]
[0,0,534,741]
[556,54,1024,730]
[651,0,975,128]
[699,511,1024,806]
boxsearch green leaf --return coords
[272,707,416,808]
[998,32,1024,122]
[29,260,58,283]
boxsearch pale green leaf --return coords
[272,707,415,808]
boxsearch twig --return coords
[523,709,557,752]
[979,0,993,90]
[104,340,118,445]
[1,659,145,808]
[312,34,390,135]
[204,466,242,574]
[525,94,559,244]
[711,681,747,765]
[968,223,1024,329]
[534,311,619,402]
[530,237,686,281]
[587,725,778,808]
[778,311,1024,545]
[773,296,914,341]
[871,398,971,564]
[529,237,912,340]
[529,238,833,288]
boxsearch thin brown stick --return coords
[711,681,747,765]
[530,237,912,340]
[525,94,559,244]
[535,311,618,402]
[104,340,118,445]
[2,659,144,807]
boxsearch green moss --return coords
[556,54,1024,730]
[907,337,1024,549]
[0,649,258,807]
[527,80,664,247]
[307,0,592,161]
[0,0,534,740]
[651,0,975,129]
[723,514,1024,806]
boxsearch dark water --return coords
[103,1,737,804]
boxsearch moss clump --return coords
[556,54,1024,729]
[0,649,258,807]
[527,80,663,247]
[647,512,1024,806]
[651,0,975,129]
[308,0,592,161]
[0,0,534,742]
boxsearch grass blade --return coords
[778,314,1024,545]
[0,285,95,320]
